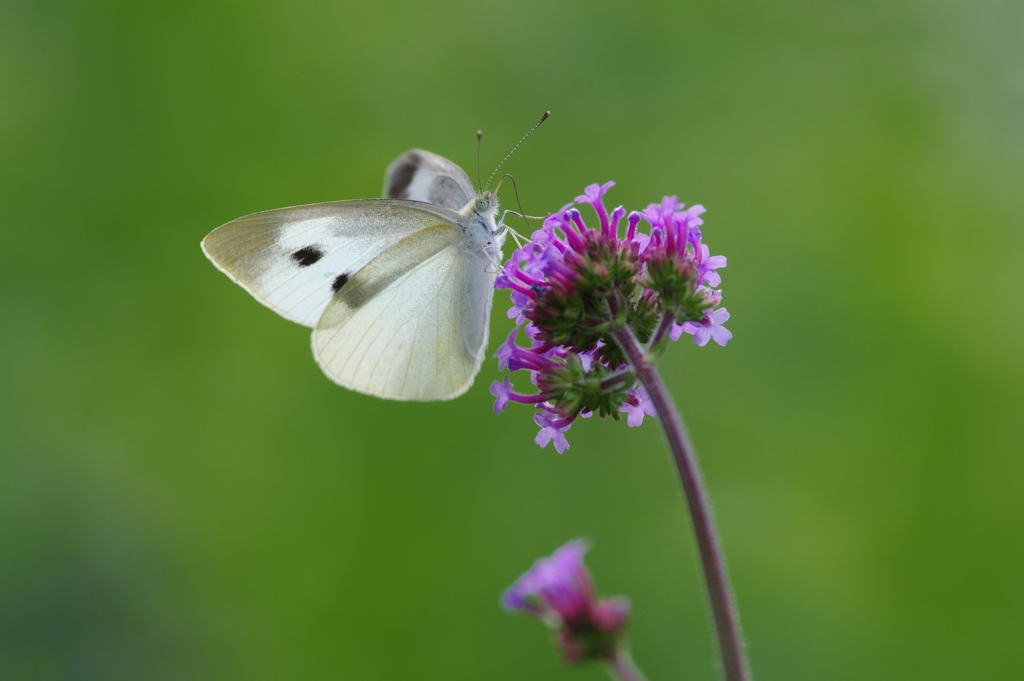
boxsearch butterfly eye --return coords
[475,198,488,211]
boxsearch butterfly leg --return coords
[483,249,503,273]
[506,228,526,250]
[496,212,530,250]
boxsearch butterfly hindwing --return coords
[313,224,495,400]
[202,199,464,328]
[383,149,477,211]
[204,149,501,401]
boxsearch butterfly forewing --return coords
[202,200,463,328]
[204,149,500,401]
[384,149,477,211]
[313,224,494,400]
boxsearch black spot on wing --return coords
[291,246,324,267]
[331,273,349,293]
[387,152,421,199]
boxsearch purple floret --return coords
[501,539,592,618]
[502,539,632,663]
[681,307,733,346]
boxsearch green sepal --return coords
[537,354,634,420]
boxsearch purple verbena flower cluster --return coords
[502,539,630,663]
[491,182,730,452]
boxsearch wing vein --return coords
[399,316,421,397]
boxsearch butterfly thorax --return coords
[456,190,502,256]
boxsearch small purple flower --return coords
[575,181,616,209]
[534,411,572,453]
[574,181,616,236]
[494,327,520,371]
[697,243,728,287]
[502,539,632,663]
[632,231,651,256]
[642,195,681,227]
[680,307,733,346]
[490,376,514,415]
[619,386,658,427]
[579,349,596,372]
[502,539,593,619]
[699,285,723,309]
[490,375,548,416]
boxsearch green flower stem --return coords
[599,367,636,392]
[610,324,751,681]
[647,312,677,357]
[606,649,650,681]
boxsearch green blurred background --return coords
[2,0,1022,679]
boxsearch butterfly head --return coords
[472,190,499,220]
[458,190,503,253]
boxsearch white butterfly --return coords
[202,150,506,401]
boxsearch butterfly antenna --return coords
[485,111,550,191]
[501,173,536,232]
[475,130,484,192]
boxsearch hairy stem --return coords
[606,649,650,681]
[610,324,751,681]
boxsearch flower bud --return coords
[503,540,631,663]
